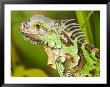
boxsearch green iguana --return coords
[19,15,100,77]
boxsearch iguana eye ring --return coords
[34,24,40,29]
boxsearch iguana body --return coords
[19,15,100,77]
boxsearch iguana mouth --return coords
[21,28,47,36]
[21,33,44,45]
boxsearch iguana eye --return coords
[34,24,40,29]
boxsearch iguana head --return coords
[19,15,56,45]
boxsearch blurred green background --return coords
[11,11,100,77]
